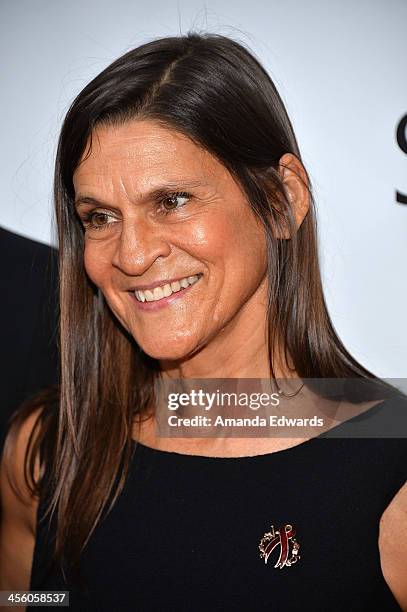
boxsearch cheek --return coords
[194,211,267,310]
[83,242,111,288]
[214,212,267,279]
[186,207,265,259]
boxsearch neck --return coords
[159,288,296,380]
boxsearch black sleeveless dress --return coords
[29,398,407,611]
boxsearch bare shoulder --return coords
[1,407,43,529]
[379,478,407,611]
[0,406,43,590]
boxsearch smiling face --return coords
[73,119,269,366]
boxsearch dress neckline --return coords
[131,433,325,461]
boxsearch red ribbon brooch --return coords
[259,524,301,568]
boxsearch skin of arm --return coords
[379,479,407,611]
[0,409,41,611]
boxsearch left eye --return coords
[160,192,191,212]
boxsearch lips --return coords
[131,273,203,292]
[130,273,202,311]
[134,274,202,303]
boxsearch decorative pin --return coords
[259,524,301,568]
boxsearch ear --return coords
[276,153,310,239]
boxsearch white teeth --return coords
[134,274,201,303]
[135,290,146,302]
[153,286,164,300]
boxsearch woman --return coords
[1,32,406,611]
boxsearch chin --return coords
[136,337,201,362]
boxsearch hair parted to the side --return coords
[3,31,400,581]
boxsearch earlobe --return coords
[277,153,310,238]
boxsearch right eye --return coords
[81,211,116,231]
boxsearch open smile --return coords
[129,273,203,312]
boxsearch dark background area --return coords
[0,226,59,454]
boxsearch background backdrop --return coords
[1,0,406,377]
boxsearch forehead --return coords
[73,119,227,189]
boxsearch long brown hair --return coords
[3,31,399,581]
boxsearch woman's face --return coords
[73,119,269,362]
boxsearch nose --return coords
[111,216,171,277]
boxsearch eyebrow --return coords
[74,180,207,210]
